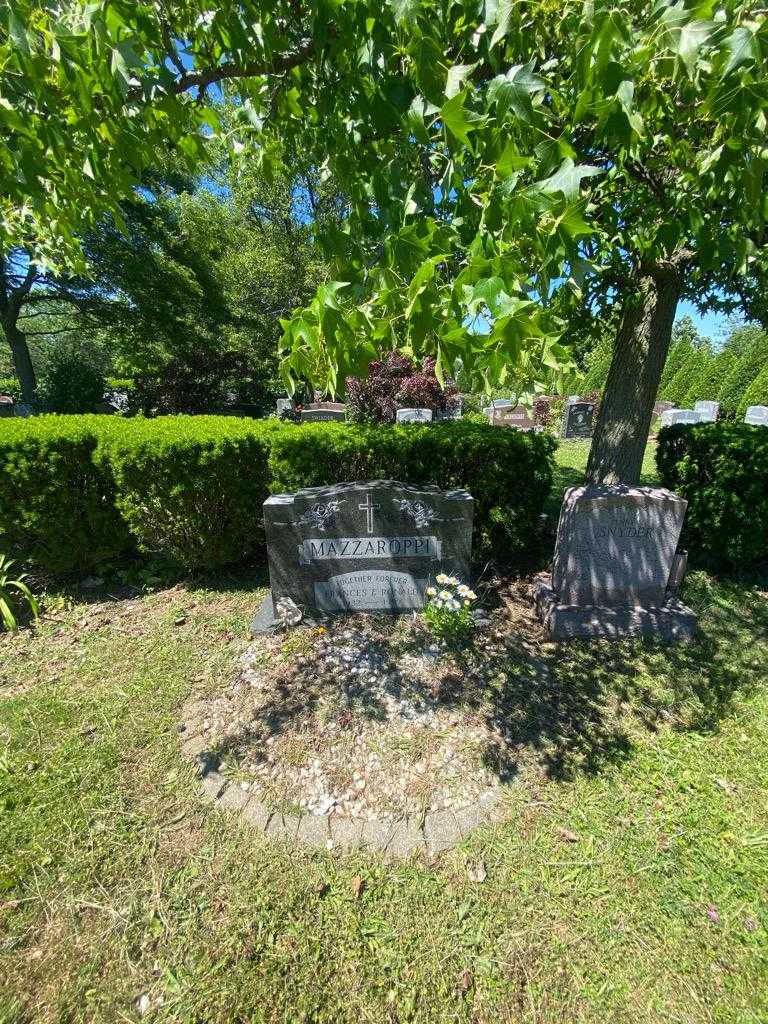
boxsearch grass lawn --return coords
[2,439,767,1023]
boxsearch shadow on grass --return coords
[201,569,768,789]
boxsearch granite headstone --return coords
[693,400,719,422]
[744,405,768,426]
[660,408,700,427]
[254,480,474,631]
[491,404,535,430]
[396,407,433,423]
[0,395,14,418]
[533,485,696,640]
[299,403,347,422]
[652,400,675,421]
[561,400,596,439]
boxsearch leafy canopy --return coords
[3,1,767,394]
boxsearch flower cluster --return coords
[425,574,477,611]
[423,574,478,648]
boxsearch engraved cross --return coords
[358,492,380,534]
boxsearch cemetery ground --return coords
[2,443,767,1023]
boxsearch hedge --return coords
[657,422,768,569]
[98,417,282,569]
[0,417,132,573]
[0,416,555,573]
[267,421,556,562]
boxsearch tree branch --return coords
[167,37,315,96]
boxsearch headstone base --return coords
[250,594,327,635]
[532,573,697,642]
[250,593,284,635]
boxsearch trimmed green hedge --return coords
[0,417,132,573]
[0,416,555,573]
[657,422,768,568]
[267,421,555,562]
[98,417,282,569]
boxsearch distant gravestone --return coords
[533,485,696,640]
[300,403,347,422]
[744,405,768,426]
[0,395,14,418]
[652,400,675,420]
[253,480,473,631]
[694,400,719,422]
[561,400,596,439]
[491,404,535,430]
[660,408,700,427]
[396,407,433,423]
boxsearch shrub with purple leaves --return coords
[346,352,458,424]
[533,396,551,427]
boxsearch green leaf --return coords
[533,158,602,201]
[445,63,477,100]
[495,141,530,179]
[489,0,513,49]
[487,64,545,122]
[405,255,446,317]
[0,595,17,631]
[676,20,715,77]
[7,11,30,54]
[723,26,758,75]
[440,91,486,147]
[388,0,421,22]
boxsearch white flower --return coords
[426,586,437,597]
[449,598,461,612]
[433,598,444,608]
[438,590,451,601]
[436,573,449,585]
[465,590,477,601]
[457,584,470,597]
[447,576,460,587]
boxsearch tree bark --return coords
[4,322,37,404]
[585,261,684,485]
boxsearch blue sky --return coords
[677,301,735,344]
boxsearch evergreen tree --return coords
[738,362,768,418]
[718,329,768,415]
[661,348,710,406]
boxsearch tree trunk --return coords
[4,323,37,404]
[586,262,684,485]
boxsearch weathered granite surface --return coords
[533,573,697,641]
[258,480,473,625]
[539,484,696,641]
[299,404,347,422]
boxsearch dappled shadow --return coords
[198,569,768,790]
